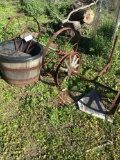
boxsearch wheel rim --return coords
[42,27,78,68]
[55,52,82,86]
[4,13,41,41]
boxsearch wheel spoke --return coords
[17,17,23,32]
[60,67,68,72]
[74,58,79,65]
[69,55,72,66]
[69,54,80,69]
[64,59,69,68]
[71,58,79,67]
[65,42,78,53]
[64,76,69,81]
[74,64,79,69]
[63,34,75,51]
[25,18,28,32]
[71,55,76,66]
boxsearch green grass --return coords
[0,1,120,159]
[0,80,120,159]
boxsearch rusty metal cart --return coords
[43,28,120,117]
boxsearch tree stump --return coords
[70,9,94,24]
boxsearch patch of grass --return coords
[78,21,114,56]
[0,69,119,159]
[0,1,20,42]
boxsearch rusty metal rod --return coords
[72,71,118,94]
[109,35,119,64]
[26,39,33,53]
[13,39,19,51]
[93,63,110,81]
[109,91,120,114]
[106,35,119,73]
[19,40,24,52]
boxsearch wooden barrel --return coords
[0,39,43,86]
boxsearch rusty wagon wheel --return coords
[4,13,42,41]
[55,52,82,86]
[42,27,79,69]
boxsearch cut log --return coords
[70,9,94,24]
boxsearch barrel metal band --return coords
[2,63,42,72]
[5,74,40,82]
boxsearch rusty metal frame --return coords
[74,36,120,115]
[54,35,119,115]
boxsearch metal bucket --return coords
[0,39,43,86]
